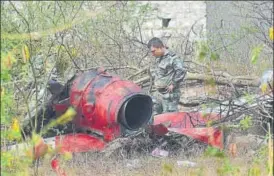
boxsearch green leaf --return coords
[0,69,11,81]
[200,42,210,53]
[248,165,261,176]
[162,163,173,174]
[261,82,269,93]
[205,77,216,86]
[251,45,263,64]
[217,158,240,175]
[239,115,252,130]
[244,92,254,104]
[198,51,207,60]
[204,146,226,158]
[210,52,220,61]
[1,171,12,176]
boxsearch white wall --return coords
[138,1,207,47]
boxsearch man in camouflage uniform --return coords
[147,37,187,116]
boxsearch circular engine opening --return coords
[119,94,153,130]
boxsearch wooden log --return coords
[126,67,149,80]
[134,73,261,87]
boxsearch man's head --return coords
[147,37,166,57]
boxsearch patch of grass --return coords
[30,143,271,176]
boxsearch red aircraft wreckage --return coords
[18,68,225,174]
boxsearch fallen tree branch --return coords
[127,66,149,80]
[134,73,260,87]
[179,97,208,107]
[81,65,140,72]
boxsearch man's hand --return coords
[167,84,174,92]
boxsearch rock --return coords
[151,147,169,157]
[176,160,197,167]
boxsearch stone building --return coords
[138,1,273,63]
[138,1,207,48]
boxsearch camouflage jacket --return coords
[150,50,186,89]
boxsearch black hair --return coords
[147,37,164,49]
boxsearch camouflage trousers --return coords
[152,88,181,116]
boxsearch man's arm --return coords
[172,57,186,85]
[149,63,156,80]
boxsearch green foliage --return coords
[251,45,264,64]
[1,54,16,126]
[252,145,268,166]
[40,107,76,135]
[239,115,252,130]
[248,165,261,176]
[243,92,254,104]
[1,91,14,125]
[196,40,220,62]
[203,147,243,176]
[204,146,226,158]
[201,104,208,118]
[196,168,205,176]
[197,41,210,61]
[1,69,11,81]
[240,24,259,34]
[161,162,174,176]
[1,151,32,176]
[205,76,216,87]
[56,53,70,77]
[1,107,76,175]
[210,52,220,61]
[216,158,240,176]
